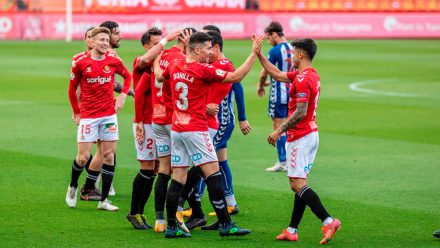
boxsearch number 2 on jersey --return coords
[175,82,188,110]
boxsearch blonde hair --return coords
[90,27,111,38]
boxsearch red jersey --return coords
[207,58,234,130]
[152,46,185,125]
[286,68,320,142]
[72,50,89,61]
[163,59,229,132]
[68,52,132,118]
[134,72,153,124]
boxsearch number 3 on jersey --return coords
[175,82,188,110]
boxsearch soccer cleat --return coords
[140,214,153,229]
[201,221,219,231]
[219,222,251,237]
[208,205,239,216]
[176,211,190,233]
[433,230,440,238]
[154,220,167,233]
[265,162,287,172]
[126,213,147,230]
[319,218,341,244]
[165,226,192,238]
[65,185,78,208]
[109,182,116,196]
[80,185,101,201]
[97,199,119,211]
[185,215,207,230]
[182,208,192,218]
[276,229,298,241]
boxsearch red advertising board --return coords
[1,12,440,40]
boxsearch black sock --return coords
[290,193,307,228]
[84,169,100,192]
[100,164,115,201]
[298,185,331,222]
[84,155,93,173]
[154,173,170,218]
[166,179,184,228]
[129,170,150,215]
[139,170,156,215]
[180,166,203,203]
[205,171,231,226]
[188,190,204,218]
[70,159,84,188]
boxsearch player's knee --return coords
[101,151,115,165]
[77,153,91,166]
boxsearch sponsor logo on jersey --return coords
[153,104,166,118]
[157,145,170,153]
[175,111,191,125]
[297,92,306,98]
[86,76,112,84]
[172,155,181,163]
[104,123,117,133]
[304,163,313,174]
[103,65,111,73]
[216,69,226,77]
[192,153,203,162]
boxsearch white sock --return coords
[225,195,237,207]
[177,206,184,212]
[287,227,297,234]
[323,217,334,226]
[156,219,165,224]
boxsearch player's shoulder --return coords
[213,58,234,71]
[106,51,124,64]
[71,52,89,67]
[72,51,87,60]
[298,68,319,84]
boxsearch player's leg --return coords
[80,141,102,201]
[164,131,191,238]
[66,117,99,208]
[127,123,156,229]
[152,124,172,232]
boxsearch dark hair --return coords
[264,21,284,37]
[206,30,223,52]
[99,21,119,33]
[84,27,95,39]
[141,27,162,45]
[202,25,221,34]
[179,27,197,42]
[291,38,317,60]
[188,32,213,52]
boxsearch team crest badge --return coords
[103,65,111,73]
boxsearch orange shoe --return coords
[182,208,192,218]
[208,205,239,216]
[320,218,341,245]
[276,229,298,241]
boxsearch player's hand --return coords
[165,30,182,42]
[239,120,251,135]
[267,131,281,147]
[115,93,127,112]
[136,122,145,144]
[206,103,219,116]
[251,34,264,55]
[178,29,192,47]
[257,84,265,97]
[128,88,135,97]
[72,114,80,126]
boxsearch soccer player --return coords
[66,27,132,211]
[126,27,182,229]
[257,21,294,172]
[257,38,341,244]
[152,27,196,233]
[434,229,440,238]
[155,31,263,238]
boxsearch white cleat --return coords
[109,182,116,196]
[265,162,287,172]
[98,199,119,211]
[65,185,78,208]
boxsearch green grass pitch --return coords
[0,39,439,247]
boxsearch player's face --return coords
[265,32,276,46]
[144,35,162,50]
[93,33,110,55]
[110,27,122,48]
[85,30,94,50]
[293,47,303,68]
[208,44,220,63]
[198,41,213,63]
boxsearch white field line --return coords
[349,79,422,97]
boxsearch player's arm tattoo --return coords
[278,102,308,134]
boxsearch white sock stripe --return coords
[101,169,114,175]
[214,204,225,209]
[211,171,222,177]
[139,172,151,179]
[299,186,310,198]
[87,174,99,180]
[212,200,224,205]
[72,165,84,172]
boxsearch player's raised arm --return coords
[257,52,290,83]
[138,30,181,68]
[222,34,265,83]
[153,52,165,82]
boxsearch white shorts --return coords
[171,131,218,167]
[77,114,118,143]
[208,128,217,140]
[152,123,171,157]
[286,132,319,179]
[133,123,157,161]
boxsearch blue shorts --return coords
[212,124,235,151]
[268,102,288,118]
